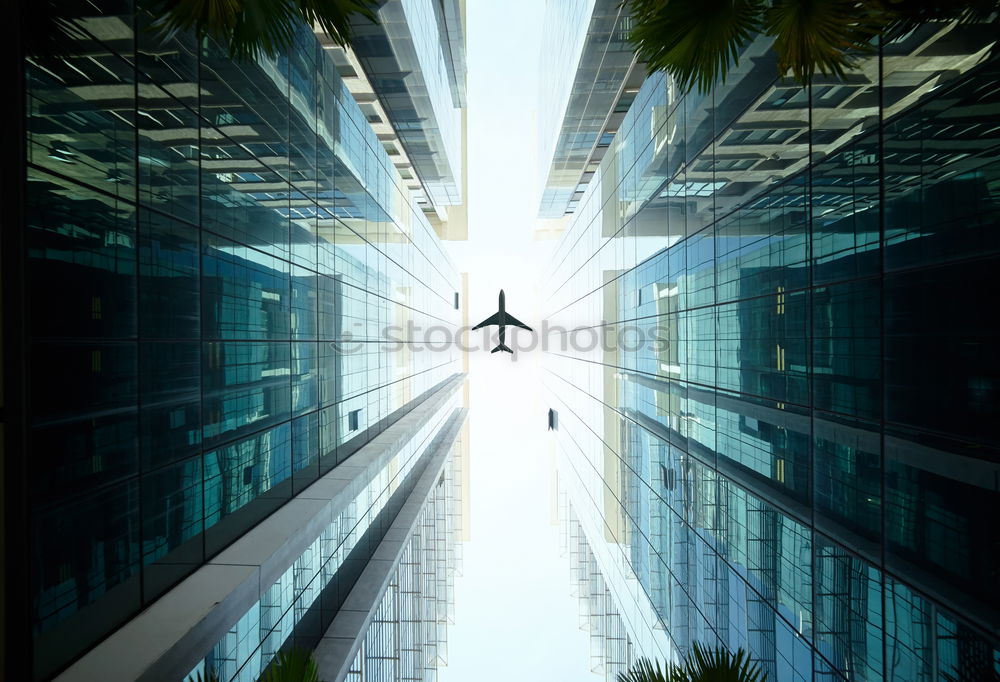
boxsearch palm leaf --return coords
[148,0,380,61]
[763,0,880,83]
[626,0,1000,92]
[683,642,767,682]
[626,0,766,94]
[227,0,301,61]
[618,645,767,682]
[261,647,320,682]
[617,656,687,682]
[299,0,380,48]
[150,0,241,47]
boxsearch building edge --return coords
[53,375,466,682]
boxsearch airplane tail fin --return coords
[490,343,513,354]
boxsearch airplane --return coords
[473,289,532,354]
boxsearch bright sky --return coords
[438,0,598,679]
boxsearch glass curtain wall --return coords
[21,2,461,677]
[342,432,464,682]
[187,396,462,682]
[543,23,1000,682]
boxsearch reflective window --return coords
[20,5,462,673]
[542,26,1000,682]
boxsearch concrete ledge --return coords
[56,564,260,682]
[56,374,465,682]
[314,407,468,682]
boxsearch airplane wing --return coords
[472,312,501,330]
[505,313,533,331]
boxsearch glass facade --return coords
[343,429,464,682]
[537,0,639,218]
[543,25,1000,681]
[349,0,465,208]
[15,2,461,678]
[560,500,635,682]
[185,395,463,682]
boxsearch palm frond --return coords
[228,0,301,61]
[763,0,880,83]
[618,645,767,682]
[149,0,380,61]
[684,642,767,682]
[150,0,242,48]
[299,0,379,48]
[626,0,766,94]
[626,0,1000,91]
[262,647,320,682]
[617,656,687,682]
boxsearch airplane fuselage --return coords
[472,288,531,354]
[495,290,512,347]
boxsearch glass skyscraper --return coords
[537,0,643,220]
[318,410,466,681]
[543,21,1000,682]
[2,2,468,680]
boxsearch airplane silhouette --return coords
[473,289,532,354]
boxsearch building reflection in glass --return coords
[544,22,1000,682]
[21,4,461,678]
